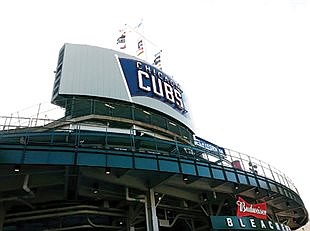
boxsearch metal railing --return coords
[0,116,56,130]
[0,113,299,195]
[0,102,65,131]
[221,149,298,193]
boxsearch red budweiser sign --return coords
[236,197,267,220]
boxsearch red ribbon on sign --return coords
[236,197,267,220]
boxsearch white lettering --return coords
[261,220,267,229]
[151,75,164,97]
[250,219,256,228]
[269,221,274,229]
[275,223,281,231]
[138,70,151,92]
[226,218,234,227]
[239,218,246,227]
[285,225,291,231]
[236,200,267,216]
[195,139,218,152]
[145,65,151,73]
[136,62,142,69]
[133,61,186,112]
[281,224,286,231]
[163,82,175,103]
[174,89,184,109]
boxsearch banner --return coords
[236,197,267,220]
[153,51,162,70]
[116,31,126,49]
[136,39,144,56]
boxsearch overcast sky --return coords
[1,0,309,214]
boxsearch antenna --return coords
[117,20,163,69]
[124,22,161,51]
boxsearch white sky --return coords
[1,0,309,214]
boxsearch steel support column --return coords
[146,189,159,231]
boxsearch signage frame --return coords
[210,216,291,231]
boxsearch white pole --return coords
[124,23,162,51]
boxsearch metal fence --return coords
[0,112,299,195]
[219,149,298,193]
[0,102,65,130]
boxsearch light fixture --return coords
[202,193,208,202]
[104,103,115,109]
[234,183,239,190]
[92,183,99,194]
[168,121,176,126]
[268,192,275,200]
[105,167,111,175]
[255,187,260,195]
[182,174,189,182]
[213,191,217,199]
[14,165,21,172]
[181,199,188,208]
[143,110,151,115]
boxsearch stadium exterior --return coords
[0,44,308,230]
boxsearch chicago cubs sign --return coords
[118,58,186,114]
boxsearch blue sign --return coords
[194,136,226,156]
[118,58,187,114]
